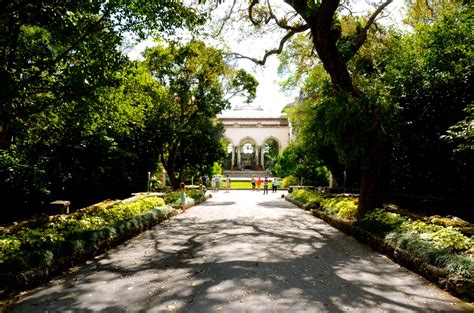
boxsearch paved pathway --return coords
[9,190,472,312]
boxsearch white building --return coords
[218,104,291,170]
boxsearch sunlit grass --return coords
[211,181,280,190]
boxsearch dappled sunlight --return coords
[10,191,466,312]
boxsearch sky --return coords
[128,0,407,116]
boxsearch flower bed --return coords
[0,191,206,298]
[286,189,474,300]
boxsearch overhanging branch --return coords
[227,24,309,66]
[361,0,393,34]
[343,0,393,61]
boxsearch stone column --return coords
[231,145,235,169]
[261,145,265,170]
[237,146,241,170]
[255,145,259,169]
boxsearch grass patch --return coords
[209,181,280,189]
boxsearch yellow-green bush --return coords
[282,175,299,188]
[289,189,325,207]
[320,197,358,219]
[0,196,169,273]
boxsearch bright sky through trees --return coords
[128,0,407,115]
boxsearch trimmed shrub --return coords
[286,192,474,280]
[281,175,299,188]
[0,196,170,274]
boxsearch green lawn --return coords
[212,181,281,190]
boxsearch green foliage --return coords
[281,175,299,188]
[163,189,204,205]
[211,162,223,176]
[403,0,464,26]
[320,197,358,220]
[0,2,205,220]
[383,7,473,196]
[0,196,170,272]
[429,216,474,236]
[0,0,201,145]
[263,139,279,174]
[289,193,474,278]
[357,208,474,278]
[442,102,474,153]
[230,69,259,104]
[399,221,473,251]
[279,7,473,201]
[289,189,325,207]
[143,40,256,189]
[288,190,357,219]
[356,208,408,235]
[275,143,329,187]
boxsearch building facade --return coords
[219,106,291,170]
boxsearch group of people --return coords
[206,174,232,192]
[181,174,278,208]
[251,175,278,194]
[201,174,278,194]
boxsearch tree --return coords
[403,0,464,25]
[205,0,395,218]
[0,60,163,220]
[279,5,473,202]
[0,0,202,149]
[143,40,257,189]
[274,142,329,187]
[0,1,204,220]
[443,103,474,154]
[384,7,473,197]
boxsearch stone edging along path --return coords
[285,195,474,302]
[4,192,472,304]
[0,194,211,300]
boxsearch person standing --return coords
[226,175,231,192]
[179,182,186,210]
[214,175,221,192]
[263,177,269,194]
[256,176,262,192]
[251,175,256,191]
[272,177,278,193]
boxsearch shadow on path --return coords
[9,193,467,312]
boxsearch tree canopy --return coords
[0,0,202,148]
[142,40,257,188]
[276,4,473,207]
[0,2,257,221]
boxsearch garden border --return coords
[0,193,211,301]
[285,195,474,301]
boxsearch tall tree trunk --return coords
[161,144,182,190]
[0,125,8,149]
[284,0,390,218]
[357,138,383,219]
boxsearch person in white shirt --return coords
[272,177,278,193]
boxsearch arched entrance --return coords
[238,137,258,170]
[222,137,234,170]
[219,107,291,171]
[262,137,281,172]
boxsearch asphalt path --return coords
[8,190,472,312]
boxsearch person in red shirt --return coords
[256,176,262,191]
